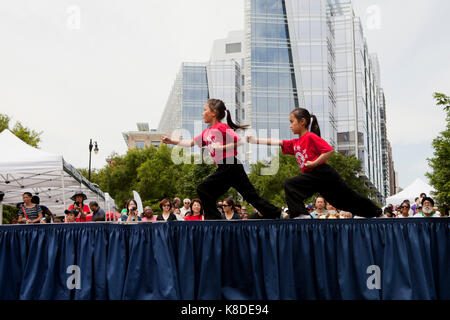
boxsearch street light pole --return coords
[88,139,99,182]
[88,139,93,181]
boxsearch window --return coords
[135,141,145,149]
[242,91,245,103]
[226,42,242,54]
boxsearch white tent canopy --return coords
[385,178,435,206]
[0,129,116,219]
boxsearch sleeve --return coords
[68,205,74,210]
[310,134,333,154]
[18,207,24,217]
[193,131,205,147]
[281,140,295,155]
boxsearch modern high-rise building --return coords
[158,0,393,203]
[158,59,242,141]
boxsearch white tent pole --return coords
[0,202,3,225]
[61,170,66,222]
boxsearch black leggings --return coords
[196,157,281,220]
[284,163,381,218]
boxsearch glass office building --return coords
[158,61,241,141]
[244,0,388,202]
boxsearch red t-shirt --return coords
[184,214,204,221]
[194,122,240,163]
[282,132,334,173]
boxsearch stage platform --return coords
[0,219,449,300]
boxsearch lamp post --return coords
[88,139,99,181]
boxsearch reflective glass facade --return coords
[246,0,388,201]
[159,61,241,140]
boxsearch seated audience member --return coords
[173,197,181,209]
[221,197,242,220]
[17,192,43,224]
[235,204,242,216]
[67,191,92,222]
[142,206,156,222]
[89,201,106,222]
[339,211,353,219]
[382,206,395,218]
[414,197,440,217]
[311,196,327,219]
[397,201,411,218]
[217,201,224,214]
[411,197,420,214]
[156,198,178,221]
[306,203,314,215]
[120,200,128,220]
[121,199,142,222]
[241,205,248,215]
[184,198,205,221]
[180,199,191,218]
[326,202,339,219]
[32,195,54,223]
[173,207,184,221]
[64,209,78,223]
[281,207,290,219]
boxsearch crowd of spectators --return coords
[9,190,449,225]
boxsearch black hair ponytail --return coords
[207,99,249,131]
[290,108,322,137]
[310,114,321,137]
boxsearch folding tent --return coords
[0,130,114,223]
[385,178,435,206]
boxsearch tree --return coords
[426,92,450,209]
[0,113,42,147]
[78,146,216,212]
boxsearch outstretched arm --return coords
[246,136,283,147]
[161,136,195,147]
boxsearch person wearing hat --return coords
[413,197,440,217]
[67,191,92,222]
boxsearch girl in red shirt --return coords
[162,99,281,220]
[247,108,381,218]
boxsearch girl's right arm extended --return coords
[161,135,195,147]
[246,136,283,147]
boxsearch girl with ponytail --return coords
[247,108,381,219]
[162,99,281,220]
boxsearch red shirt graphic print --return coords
[194,122,240,164]
[282,132,333,173]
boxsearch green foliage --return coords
[426,92,450,208]
[2,204,18,224]
[249,150,373,207]
[78,146,216,212]
[0,113,42,147]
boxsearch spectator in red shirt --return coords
[67,191,92,222]
[184,198,205,221]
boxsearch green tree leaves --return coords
[426,92,450,209]
[0,113,42,148]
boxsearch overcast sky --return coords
[0,0,449,190]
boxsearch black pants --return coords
[284,163,381,218]
[197,157,281,220]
